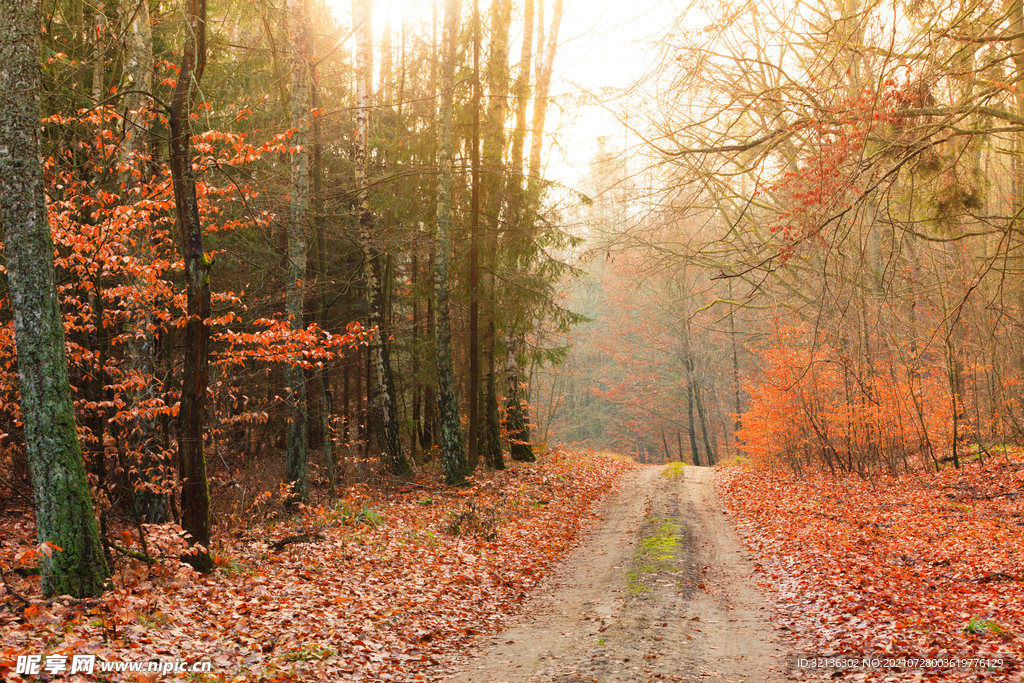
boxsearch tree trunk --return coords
[121,0,169,524]
[728,283,742,437]
[511,0,534,183]
[686,358,702,467]
[480,0,513,471]
[504,334,535,461]
[168,0,213,572]
[436,0,469,485]
[411,251,421,463]
[695,381,717,466]
[353,346,361,447]
[1,0,110,597]
[91,3,106,103]
[500,0,537,463]
[311,50,335,492]
[284,0,310,505]
[468,0,482,471]
[352,0,412,477]
[528,0,564,186]
[419,0,438,461]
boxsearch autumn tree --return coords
[580,0,1024,472]
[169,0,214,571]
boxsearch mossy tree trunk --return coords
[436,0,469,485]
[0,0,110,598]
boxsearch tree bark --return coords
[1,0,110,597]
[168,0,213,572]
[351,0,412,477]
[284,0,310,505]
[311,57,335,492]
[468,0,481,470]
[436,0,469,485]
[502,0,537,463]
[480,0,513,471]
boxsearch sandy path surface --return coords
[443,465,788,683]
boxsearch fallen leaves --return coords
[717,456,1024,681]
[0,448,634,681]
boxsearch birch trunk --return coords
[436,0,469,484]
[352,0,412,477]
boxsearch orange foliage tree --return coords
[0,102,359,535]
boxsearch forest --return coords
[1,0,1023,679]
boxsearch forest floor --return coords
[0,448,637,682]
[719,457,1024,683]
[3,452,1022,682]
[441,465,788,683]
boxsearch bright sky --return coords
[543,0,682,188]
[325,0,689,189]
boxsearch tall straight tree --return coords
[435,0,469,485]
[312,53,336,492]
[503,0,537,462]
[528,0,563,186]
[120,0,171,520]
[468,0,482,468]
[168,0,213,572]
[284,0,310,505]
[0,0,110,598]
[351,0,413,477]
[479,0,513,470]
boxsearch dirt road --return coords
[443,465,788,683]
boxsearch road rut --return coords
[444,465,787,683]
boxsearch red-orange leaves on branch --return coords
[0,104,362,508]
[766,77,925,262]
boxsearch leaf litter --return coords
[0,448,634,682]
[716,455,1024,681]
